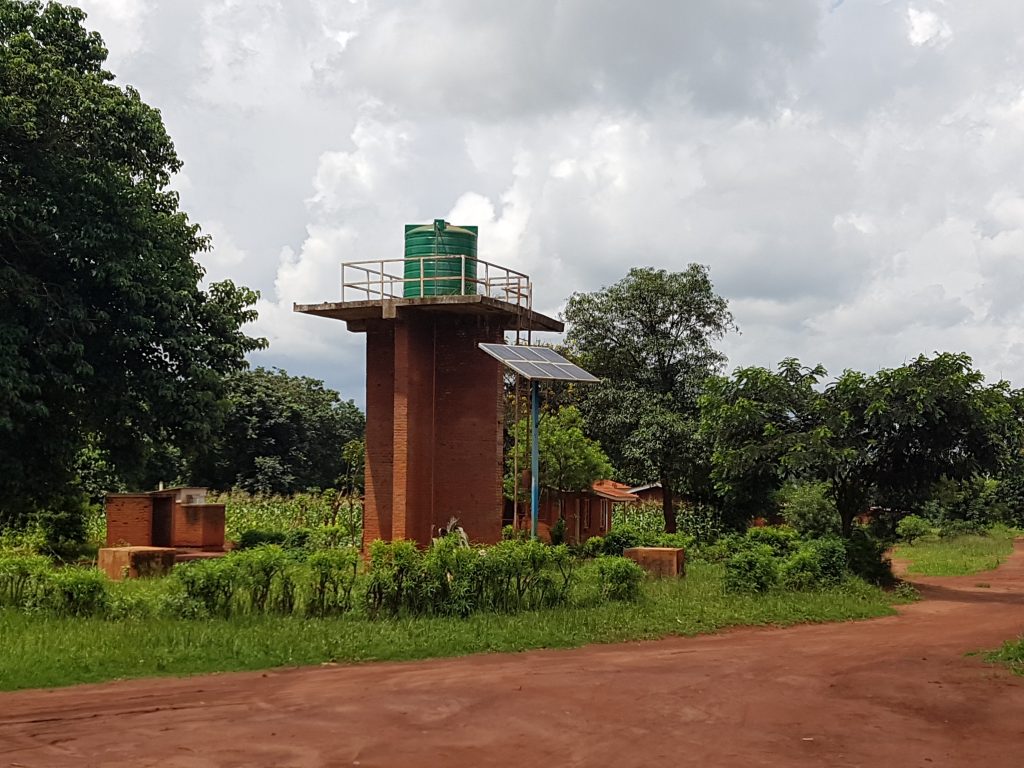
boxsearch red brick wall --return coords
[105,495,152,547]
[431,316,504,544]
[196,504,226,550]
[360,310,506,549]
[363,322,395,548]
[171,501,204,547]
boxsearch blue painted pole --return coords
[530,379,540,540]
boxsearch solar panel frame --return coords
[478,343,600,383]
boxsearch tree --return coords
[190,368,365,495]
[703,353,1019,537]
[563,266,735,532]
[700,359,825,526]
[0,1,266,524]
[506,406,613,504]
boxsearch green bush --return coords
[174,557,240,617]
[613,502,667,538]
[602,524,656,555]
[744,526,800,557]
[939,519,987,538]
[305,548,359,616]
[724,545,779,593]
[549,517,567,546]
[805,536,848,584]
[780,549,823,591]
[33,568,109,617]
[579,536,605,559]
[0,553,50,607]
[777,481,840,539]
[654,532,694,550]
[233,545,295,614]
[843,527,892,584]
[896,514,932,543]
[596,556,645,601]
[696,532,746,563]
[236,530,287,550]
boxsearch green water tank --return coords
[403,219,478,298]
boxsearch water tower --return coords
[294,220,562,548]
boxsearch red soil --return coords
[2,543,1023,767]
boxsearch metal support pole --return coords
[531,379,540,540]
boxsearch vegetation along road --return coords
[1,541,1021,767]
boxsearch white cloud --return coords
[72,0,1024,401]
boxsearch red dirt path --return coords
[3,544,1024,768]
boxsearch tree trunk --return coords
[661,477,677,533]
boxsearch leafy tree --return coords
[703,353,1019,537]
[0,1,266,524]
[700,358,825,525]
[191,368,365,495]
[563,266,735,532]
[506,406,613,503]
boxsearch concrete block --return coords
[98,547,177,581]
[623,546,686,577]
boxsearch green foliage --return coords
[549,517,567,546]
[565,266,735,532]
[216,490,361,545]
[744,526,800,558]
[580,536,605,559]
[724,545,779,593]
[781,537,847,590]
[191,368,365,495]
[896,514,932,543]
[989,636,1024,676]
[675,503,724,546]
[596,556,645,601]
[237,530,288,550]
[938,519,988,538]
[173,558,239,618]
[0,1,266,523]
[31,568,109,617]
[505,406,612,497]
[306,548,359,617]
[0,552,50,607]
[777,481,840,539]
[843,527,893,584]
[613,502,667,538]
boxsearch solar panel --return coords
[478,343,600,382]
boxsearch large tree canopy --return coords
[0,1,266,522]
[702,352,1020,536]
[563,266,735,532]
[190,368,365,496]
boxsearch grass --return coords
[893,527,1017,577]
[0,562,896,691]
[988,636,1024,676]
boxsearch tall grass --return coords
[894,526,1017,576]
[0,562,896,691]
[211,490,362,542]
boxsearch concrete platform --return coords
[98,547,177,580]
[623,546,686,577]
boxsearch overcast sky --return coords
[75,0,1024,403]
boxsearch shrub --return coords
[696,532,746,563]
[777,481,841,539]
[236,530,287,550]
[655,532,694,550]
[602,524,656,555]
[364,539,424,618]
[106,590,154,621]
[744,526,800,558]
[780,549,823,591]
[283,527,314,551]
[33,493,91,560]
[174,557,239,617]
[896,514,931,543]
[579,536,605,559]
[305,548,359,616]
[33,568,109,617]
[309,524,358,550]
[233,545,294,613]
[724,545,779,593]
[0,553,50,607]
[805,536,847,584]
[939,519,987,538]
[596,556,645,601]
[843,527,892,584]
[549,517,567,546]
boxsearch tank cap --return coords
[433,218,447,232]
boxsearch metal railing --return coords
[340,255,532,312]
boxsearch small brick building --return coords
[518,480,639,545]
[105,487,225,551]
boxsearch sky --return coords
[73,0,1024,404]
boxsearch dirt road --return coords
[2,544,1023,768]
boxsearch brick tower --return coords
[294,221,560,548]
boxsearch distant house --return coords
[627,482,666,505]
[508,480,639,544]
